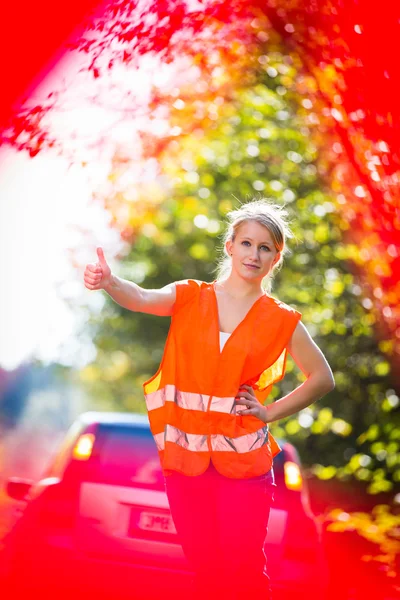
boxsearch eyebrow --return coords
[240,236,272,245]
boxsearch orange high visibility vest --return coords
[143,279,302,479]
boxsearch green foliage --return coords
[325,505,400,579]
[79,41,399,498]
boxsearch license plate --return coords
[138,510,177,534]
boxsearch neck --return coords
[216,271,265,299]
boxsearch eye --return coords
[241,241,251,246]
[261,245,271,251]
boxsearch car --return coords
[0,412,327,599]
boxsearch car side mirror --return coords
[6,478,33,501]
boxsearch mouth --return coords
[244,264,260,270]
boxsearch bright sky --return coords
[0,14,201,372]
[0,146,122,371]
[0,29,188,372]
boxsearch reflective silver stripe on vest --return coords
[145,385,235,414]
[209,395,236,414]
[154,425,269,454]
[145,385,210,412]
[211,426,269,453]
[154,432,165,451]
[166,425,208,452]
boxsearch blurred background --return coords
[0,0,399,598]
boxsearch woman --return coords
[84,199,335,600]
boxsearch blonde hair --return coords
[213,198,295,293]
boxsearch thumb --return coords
[96,247,108,266]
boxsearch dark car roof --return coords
[78,411,151,427]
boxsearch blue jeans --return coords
[164,461,276,600]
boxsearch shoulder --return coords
[173,279,210,315]
[265,294,302,320]
[266,296,302,331]
[175,278,205,289]
[174,279,208,296]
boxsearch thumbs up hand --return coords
[84,247,113,290]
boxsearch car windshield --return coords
[89,424,285,490]
[91,424,165,490]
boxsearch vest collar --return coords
[210,280,273,357]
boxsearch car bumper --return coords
[3,528,326,600]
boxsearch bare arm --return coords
[265,321,335,423]
[104,276,176,316]
[84,247,177,316]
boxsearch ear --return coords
[226,240,233,256]
[273,251,281,266]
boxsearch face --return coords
[226,220,281,281]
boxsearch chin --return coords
[241,269,263,280]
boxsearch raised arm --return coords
[83,247,177,316]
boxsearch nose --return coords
[249,247,260,261]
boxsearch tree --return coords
[79,25,399,498]
[2,0,399,586]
